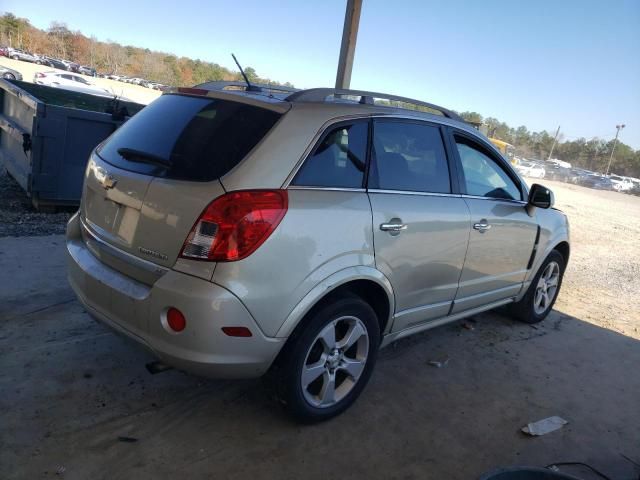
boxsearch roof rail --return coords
[285,88,464,122]
[194,81,299,95]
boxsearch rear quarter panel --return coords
[211,189,375,337]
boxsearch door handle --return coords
[473,220,491,233]
[380,223,407,231]
[380,218,407,236]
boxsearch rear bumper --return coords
[66,213,285,379]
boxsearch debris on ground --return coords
[462,322,475,331]
[0,168,73,237]
[117,436,139,443]
[428,357,450,368]
[521,416,568,436]
[55,465,66,475]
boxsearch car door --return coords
[368,118,470,332]
[448,130,538,314]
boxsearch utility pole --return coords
[335,0,363,89]
[547,125,561,161]
[605,124,626,176]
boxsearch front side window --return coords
[455,135,522,200]
[370,120,450,193]
[292,122,367,188]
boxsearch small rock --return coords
[428,357,450,368]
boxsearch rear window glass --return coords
[98,94,282,181]
[292,122,368,189]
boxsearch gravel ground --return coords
[544,179,640,338]
[0,169,74,236]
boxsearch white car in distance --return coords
[608,175,634,192]
[33,72,113,98]
[516,160,546,179]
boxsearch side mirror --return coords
[528,183,554,209]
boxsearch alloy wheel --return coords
[534,261,560,315]
[301,316,369,408]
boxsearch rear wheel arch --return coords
[302,280,391,335]
[276,271,395,341]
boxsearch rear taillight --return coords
[180,190,288,262]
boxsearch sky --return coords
[5,0,640,148]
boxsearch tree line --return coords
[1,12,637,177]
[0,12,292,87]
[458,112,639,177]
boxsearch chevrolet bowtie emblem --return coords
[101,174,117,189]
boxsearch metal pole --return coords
[547,125,561,160]
[605,124,625,176]
[335,0,363,89]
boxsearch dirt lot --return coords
[1,176,639,479]
[0,56,161,105]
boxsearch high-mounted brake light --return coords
[180,190,288,262]
[176,87,209,96]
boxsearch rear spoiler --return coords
[164,85,291,114]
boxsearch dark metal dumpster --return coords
[0,79,146,210]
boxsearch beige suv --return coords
[66,83,570,422]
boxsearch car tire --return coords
[508,250,565,324]
[3,73,16,80]
[12,55,19,60]
[271,294,380,423]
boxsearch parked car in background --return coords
[548,159,572,169]
[577,173,614,190]
[6,47,43,64]
[65,61,81,73]
[78,65,97,77]
[0,46,8,57]
[515,160,545,178]
[544,163,571,182]
[568,168,591,184]
[33,71,112,97]
[608,175,633,192]
[41,56,71,70]
[0,65,23,81]
[66,84,570,422]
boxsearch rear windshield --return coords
[98,94,282,181]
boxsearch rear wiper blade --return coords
[117,147,172,168]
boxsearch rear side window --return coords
[370,120,450,193]
[292,122,367,188]
[98,94,281,181]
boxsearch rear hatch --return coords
[81,92,286,283]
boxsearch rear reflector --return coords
[222,327,253,337]
[180,190,288,262]
[166,307,186,332]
